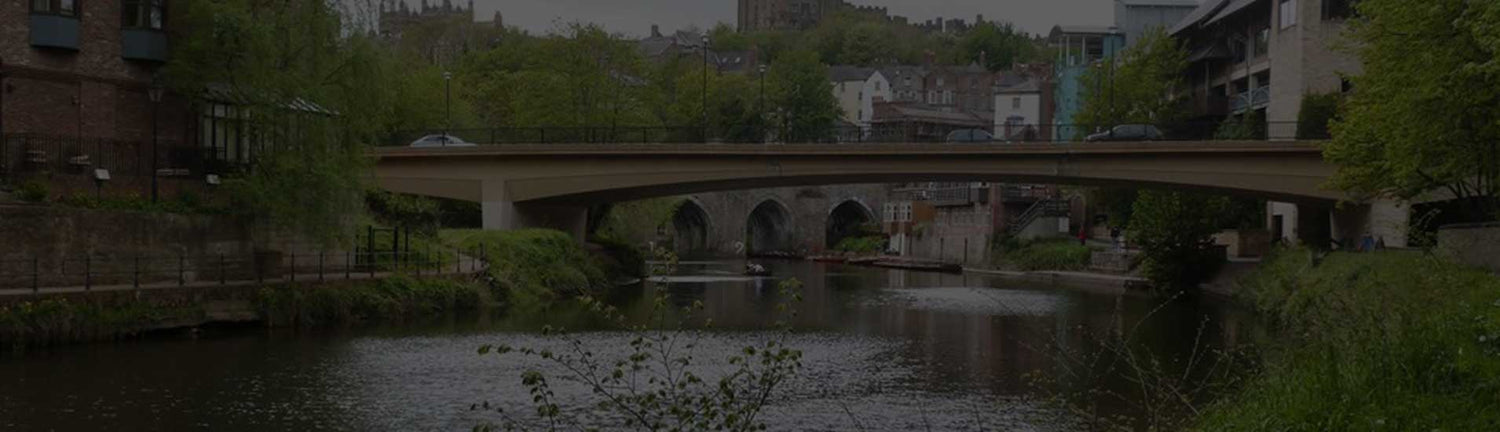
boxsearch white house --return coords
[829,66,891,130]
[992,79,1042,141]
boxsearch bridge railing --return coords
[384,121,1321,146]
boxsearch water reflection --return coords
[0,260,1251,431]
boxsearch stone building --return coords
[737,0,846,32]
[377,0,502,67]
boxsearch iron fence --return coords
[0,247,491,294]
[385,121,1325,147]
[0,133,215,182]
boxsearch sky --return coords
[471,0,1122,38]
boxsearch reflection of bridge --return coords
[372,140,1401,246]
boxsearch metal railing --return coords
[1231,87,1271,113]
[1008,199,1071,236]
[0,133,217,181]
[0,247,491,293]
[386,121,1320,146]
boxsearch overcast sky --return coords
[470,0,1124,38]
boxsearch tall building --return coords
[377,0,503,66]
[1113,0,1199,48]
[1048,25,1126,140]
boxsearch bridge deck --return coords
[373,140,1324,158]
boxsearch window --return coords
[1254,28,1270,58]
[31,0,78,16]
[1279,0,1297,29]
[936,77,945,87]
[1012,97,1021,109]
[1323,0,1355,20]
[123,0,165,30]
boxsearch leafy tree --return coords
[1324,0,1500,221]
[1214,110,1266,140]
[1296,92,1342,140]
[165,0,392,245]
[953,21,1041,71]
[766,50,841,142]
[1129,191,1231,293]
[1072,28,1188,138]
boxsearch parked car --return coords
[1084,124,1164,142]
[945,129,994,143]
[408,134,475,147]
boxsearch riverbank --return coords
[1195,248,1500,429]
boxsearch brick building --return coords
[0,0,201,197]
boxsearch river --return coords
[0,260,1251,431]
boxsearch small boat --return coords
[744,263,772,276]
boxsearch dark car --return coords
[945,129,995,143]
[1085,124,1164,142]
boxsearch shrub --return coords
[1005,239,1093,271]
[441,229,611,307]
[1198,249,1500,430]
[255,276,491,327]
[1297,92,1342,140]
[17,180,48,202]
[833,235,886,254]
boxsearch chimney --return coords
[651,24,661,38]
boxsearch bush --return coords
[1297,92,1342,140]
[1198,249,1500,430]
[833,235,886,254]
[441,229,611,307]
[366,190,442,236]
[255,276,492,327]
[17,180,48,202]
[1129,190,1231,293]
[1003,239,1093,271]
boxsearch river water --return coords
[0,260,1251,431]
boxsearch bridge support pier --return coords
[482,180,588,239]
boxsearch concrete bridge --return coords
[371,140,1402,247]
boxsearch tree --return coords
[1072,28,1188,138]
[766,50,841,142]
[953,22,1041,71]
[1324,0,1500,221]
[165,0,393,245]
[1129,191,1232,293]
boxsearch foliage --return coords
[833,235,886,254]
[1295,92,1342,140]
[366,190,443,236]
[767,50,842,142]
[256,276,493,327]
[1129,191,1231,293]
[1324,0,1500,221]
[593,198,686,246]
[474,256,805,431]
[56,191,228,215]
[165,0,392,246]
[1091,187,1140,228]
[16,180,48,202]
[1073,28,1188,138]
[0,298,196,347]
[1214,110,1266,140]
[1002,239,1095,272]
[1198,249,1500,430]
[954,21,1042,71]
[442,229,611,307]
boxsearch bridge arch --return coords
[746,199,795,256]
[826,199,878,250]
[671,198,712,256]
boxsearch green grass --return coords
[833,236,886,254]
[1000,239,1095,271]
[255,276,492,327]
[440,229,612,307]
[1196,249,1500,431]
[0,298,199,346]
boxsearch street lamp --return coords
[148,78,164,203]
[758,64,767,143]
[701,35,710,140]
[443,71,452,144]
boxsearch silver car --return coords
[408,134,475,147]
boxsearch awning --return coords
[1204,0,1265,27]
[1186,43,1232,62]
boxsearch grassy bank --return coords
[995,238,1095,271]
[0,298,204,347]
[1197,249,1500,430]
[441,229,616,307]
[255,276,493,327]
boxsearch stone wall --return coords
[689,184,890,256]
[1438,223,1500,273]
[0,205,328,287]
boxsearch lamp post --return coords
[148,79,164,203]
[701,35,710,141]
[758,64,767,143]
[443,71,452,144]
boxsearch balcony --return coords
[1231,86,1271,113]
[122,29,169,62]
[29,14,80,50]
